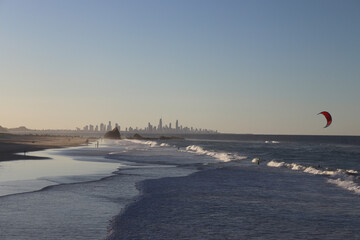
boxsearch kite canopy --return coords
[318,111,332,128]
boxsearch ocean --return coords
[0,134,359,239]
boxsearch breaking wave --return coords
[183,145,247,162]
[267,160,360,194]
[327,177,360,195]
[123,140,247,163]
[266,160,284,167]
[124,139,161,148]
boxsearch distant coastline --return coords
[0,118,218,137]
[0,126,219,137]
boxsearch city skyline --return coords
[78,118,218,134]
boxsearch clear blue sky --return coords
[1,0,360,135]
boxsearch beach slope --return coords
[0,133,93,161]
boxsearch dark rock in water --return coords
[104,127,121,139]
[126,134,184,141]
[132,133,144,139]
[159,136,184,140]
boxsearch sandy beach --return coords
[0,133,96,161]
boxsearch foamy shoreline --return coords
[0,139,197,239]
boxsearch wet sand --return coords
[0,133,96,161]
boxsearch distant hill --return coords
[0,126,8,133]
[9,126,30,132]
[0,125,32,133]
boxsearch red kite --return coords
[318,111,332,128]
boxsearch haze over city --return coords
[79,118,217,134]
[1,0,360,135]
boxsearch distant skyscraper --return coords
[158,118,163,131]
[176,120,179,131]
[107,121,112,131]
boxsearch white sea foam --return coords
[267,160,337,175]
[265,141,280,144]
[183,145,246,162]
[124,139,159,147]
[123,140,247,163]
[124,139,172,148]
[123,139,147,145]
[267,160,360,194]
[327,178,360,195]
[267,160,285,167]
[303,167,335,175]
[144,141,158,147]
[346,169,359,174]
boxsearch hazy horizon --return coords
[1,0,360,135]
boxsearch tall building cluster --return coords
[78,118,217,134]
[78,121,120,133]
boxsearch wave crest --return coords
[327,177,360,194]
[267,160,285,167]
[267,160,360,194]
[265,141,280,144]
[183,145,246,162]
[124,139,171,148]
